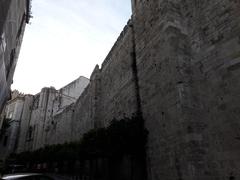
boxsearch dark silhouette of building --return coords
[0,0,31,113]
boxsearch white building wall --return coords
[17,95,34,153]
[0,96,25,160]
[53,76,89,115]
[24,76,89,151]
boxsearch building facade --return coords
[0,76,89,160]
[0,91,27,159]
[45,1,240,179]
[0,0,31,114]
[23,76,90,151]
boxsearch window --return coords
[3,136,8,146]
[27,126,33,141]
[6,48,16,79]
[8,112,13,119]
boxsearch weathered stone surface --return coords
[0,92,33,159]
[20,76,89,150]
[46,24,138,144]
[132,0,240,179]
[16,95,34,153]
[99,24,138,126]
[4,1,240,179]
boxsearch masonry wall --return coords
[53,76,89,115]
[47,104,74,145]
[23,77,89,150]
[47,66,101,144]
[132,0,240,180]
[45,24,138,144]
[11,1,240,179]
[0,0,30,113]
[99,23,138,126]
[0,97,25,160]
[70,82,95,142]
[185,1,240,179]
[17,95,34,153]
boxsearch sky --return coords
[12,0,132,94]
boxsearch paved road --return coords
[47,174,72,180]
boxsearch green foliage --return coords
[9,116,148,164]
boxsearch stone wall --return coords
[99,23,138,126]
[0,96,25,160]
[70,79,96,142]
[23,76,89,150]
[53,76,89,116]
[132,0,240,179]
[8,1,240,179]
[46,104,74,145]
[44,23,139,145]
[16,95,34,153]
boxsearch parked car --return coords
[1,173,54,180]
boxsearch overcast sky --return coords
[12,0,132,94]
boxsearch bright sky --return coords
[12,0,132,94]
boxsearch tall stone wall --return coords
[47,104,74,145]
[31,88,55,150]
[22,77,89,151]
[47,67,100,144]
[70,81,95,142]
[17,95,34,153]
[45,23,139,144]
[182,1,240,179]
[99,23,138,126]
[132,0,240,179]
[10,1,240,179]
[0,96,25,160]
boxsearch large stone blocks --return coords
[133,0,240,179]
